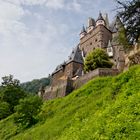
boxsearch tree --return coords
[0,102,11,120]
[2,86,27,112]
[1,75,20,87]
[116,0,140,44]
[84,48,113,72]
[117,26,130,49]
[14,96,43,128]
[20,77,51,94]
[0,75,27,113]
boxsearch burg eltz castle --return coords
[39,12,126,100]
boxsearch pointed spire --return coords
[88,17,95,27]
[81,25,86,33]
[104,13,109,29]
[97,12,104,21]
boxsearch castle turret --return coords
[80,25,86,39]
[96,12,106,26]
[87,17,95,33]
[104,13,109,29]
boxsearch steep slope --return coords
[0,65,140,140]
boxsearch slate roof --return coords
[66,44,83,64]
[110,16,122,32]
[52,44,83,74]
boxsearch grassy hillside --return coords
[0,65,140,140]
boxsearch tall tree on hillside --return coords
[116,0,140,44]
[1,74,20,87]
[0,75,27,113]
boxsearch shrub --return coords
[84,48,113,72]
[14,96,43,128]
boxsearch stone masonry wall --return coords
[41,68,119,100]
[42,77,73,100]
[80,25,112,55]
[73,68,119,89]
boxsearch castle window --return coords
[95,39,97,42]
[90,42,92,45]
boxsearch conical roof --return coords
[97,12,104,21]
[88,17,96,27]
[80,25,86,33]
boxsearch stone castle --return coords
[39,12,125,100]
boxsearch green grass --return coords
[0,65,140,140]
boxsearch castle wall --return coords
[42,68,119,100]
[42,78,73,100]
[73,68,119,89]
[80,25,112,55]
[72,62,83,76]
[52,69,64,86]
[112,45,125,71]
[52,62,83,87]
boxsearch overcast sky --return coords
[0,0,119,83]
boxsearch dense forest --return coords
[20,77,51,94]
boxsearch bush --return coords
[14,96,43,128]
[84,48,113,72]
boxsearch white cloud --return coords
[67,0,81,12]
[0,0,72,82]
[0,0,117,82]
[45,0,65,10]
[0,1,24,20]
[3,0,46,6]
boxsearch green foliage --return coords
[84,48,113,72]
[0,65,140,140]
[1,86,27,113]
[0,102,11,120]
[1,75,20,87]
[116,0,140,44]
[14,96,43,128]
[0,116,18,140]
[0,75,27,119]
[20,77,50,94]
[117,26,130,49]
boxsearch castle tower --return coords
[103,13,109,29]
[80,25,86,39]
[79,12,112,56]
[96,12,106,26]
[87,17,95,33]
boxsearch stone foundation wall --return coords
[42,78,73,100]
[40,68,119,100]
[73,68,119,89]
